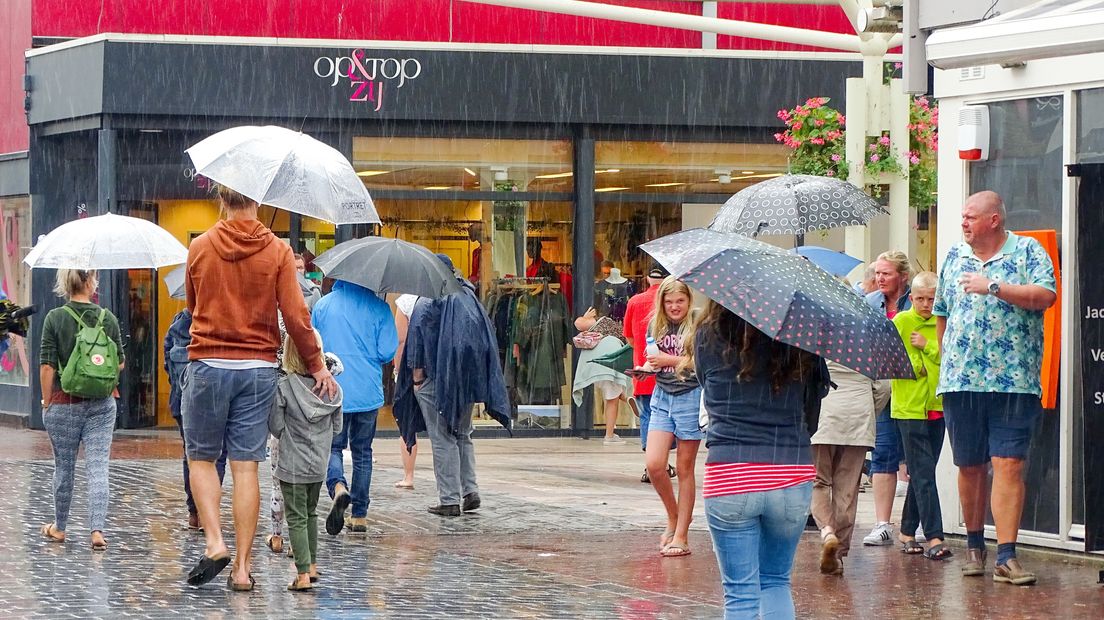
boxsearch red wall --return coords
[0,0,32,154]
[717,2,856,52]
[31,0,853,50]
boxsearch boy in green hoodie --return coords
[891,272,952,561]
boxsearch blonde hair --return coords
[648,276,698,379]
[212,183,256,211]
[53,269,97,299]
[876,251,911,279]
[911,271,938,292]
[282,330,324,375]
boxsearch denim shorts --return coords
[647,386,704,441]
[869,406,904,474]
[943,391,1042,466]
[181,362,278,462]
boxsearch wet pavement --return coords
[1,429,1102,619]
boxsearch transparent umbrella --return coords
[24,213,187,270]
[186,125,381,225]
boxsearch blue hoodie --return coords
[311,281,398,413]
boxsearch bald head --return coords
[966,190,1006,226]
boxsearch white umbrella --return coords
[24,212,188,270]
[186,125,380,225]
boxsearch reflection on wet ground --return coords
[0,430,1101,618]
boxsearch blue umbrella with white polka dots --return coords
[641,228,913,380]
[710,174,887,237]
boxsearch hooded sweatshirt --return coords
[890,307,942,420]
[311,281,398,413]
[269,373,343,484]
[186,219,323,373]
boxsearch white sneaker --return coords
[603,434,625,445]
[915,526,927,543]
[895,480,909,497]
[863,522,895,546]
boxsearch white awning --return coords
[927,0,1104,69]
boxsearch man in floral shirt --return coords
[934,190,1056,586]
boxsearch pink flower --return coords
[814,119,825,127]
[910,155,921,165]
[811,138,825,145]
[830,153,842,162]
[837,114,845,124]
[870,154,880,162]
[826,170,835,177]
[878,135,891,146]
[774,133,784,142]
[869,143,878,151]
[894,62,903,69]
[792,121,803,130]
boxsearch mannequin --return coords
[605,268,627,285]
[594,264,635,321]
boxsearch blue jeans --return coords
[637,394,652,451]
[326,410,378,518]
[705,482,813,620]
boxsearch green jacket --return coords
[891,308,942,420]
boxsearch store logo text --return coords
[313,50,422,112]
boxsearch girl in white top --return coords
[393,294,419,489]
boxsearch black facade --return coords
[15,37,861,430]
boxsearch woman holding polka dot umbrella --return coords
[640,228,913,381]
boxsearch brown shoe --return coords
[187,512,201,530]
[819,534,841,575]
[962,547,987,577]
[993,558,1037,585]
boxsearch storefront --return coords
[17,34,860,436]
[927,3,1104,553]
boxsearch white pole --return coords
[887,77,912,257]
[459,0,864,52]
[844,75,870,263]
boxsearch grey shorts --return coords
[181,362,278,462]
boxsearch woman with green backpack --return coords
[38,269,124,552]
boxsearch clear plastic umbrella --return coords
[23,213,187,270]
[186,125,381,225]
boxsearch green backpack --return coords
[59,306,120,398]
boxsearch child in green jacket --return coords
[891,272,952,560]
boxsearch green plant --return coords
[774,93,938,212]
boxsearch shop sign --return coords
[312,49,423,112]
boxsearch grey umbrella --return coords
[163,265,186,300]
[312,237,462,298]
[709,174,887,237]
[641,228,913,380]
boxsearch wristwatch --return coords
[987,280,1001,296]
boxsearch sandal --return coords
[394,480,415,490]
[266,535,283,554]
[925,543,954,561]
[900,539,924,555]
[666,464,677,479]
[287,580,314,592]
[660,542,692,557]
[640,468,651,484]
[186,552,231,586]
[659,529,675,550]
[227,573,256,592]
[40,523,65,542]
[90,537,108,551]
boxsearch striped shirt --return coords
[702,463,817,498]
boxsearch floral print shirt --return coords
[933,232,1056,396]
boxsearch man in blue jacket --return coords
[312,280,398,535]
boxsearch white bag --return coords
[698,391,709,432]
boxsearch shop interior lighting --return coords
[596,169,620,174]
[463,168,477,176]
[424,186,452,190]
[138,129,164,133]
[734,172,784,180]
[594,187,630,192]
[357,170,389,177]
[490,166,509,181]
[740,170,756,175]
[644,182,686,187]
[534,171,574,179]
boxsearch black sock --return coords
[967,530,985,549]
[996,542,1016,566]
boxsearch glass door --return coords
[117,202,159,428]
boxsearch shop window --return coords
[970,96,1064,535]
[0,198,31,387]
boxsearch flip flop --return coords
[40,523,65,542]
[227,573,256,592]
[925,543,954,561]
[326,491,351,535]
[394,481,415,490]
[900,540,925,555]
[186,552,231,586]
[661,543,692,557]
[266,535,283,554]
[659,529,675,550]
[287,580,314,592]
[90,538,108,551]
